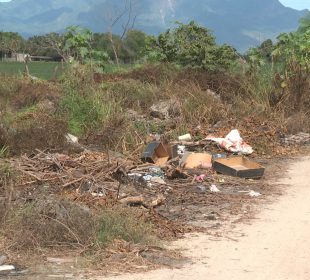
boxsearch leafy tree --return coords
[92,33,122,62]
[0,32,25,56]
[146,21,237,71]
[246,48,262,68]
[246,40,273,69]
[92,30,147,63]
[259,39,274,60]
[63,26,94,62]
[27,33,65,59]
[26,27,109,65]
[121,30,147,62]
[272,31,310,71]
[298,11,310,34]
[271,29,310,108]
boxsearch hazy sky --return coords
[280,0,310,10]
[0,0,309,10]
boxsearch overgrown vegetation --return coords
[1,198,156,251]
[0,15,310,269]
[245,13,310,121]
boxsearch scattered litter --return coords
[213,157,265,178]
[181,152,212,169]
[248,190,262,197]
[212,153,227,162]
[178,133,192,142]
[65,133,79,144]
[195,174,206,182]
[0,265,15,272]
[91,192,105,197]
[142,174,153,182]
[148,166,165,178]
[142,167,166,186]
[128,173,143,181]
[206,129,253,155]
[210,184,220,193]
[197,185,207,192]
[177,145,186,156]
[141,141,170,166]
[238,190,262,197]
[219,178,225,183]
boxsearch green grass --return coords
[0,62,138,79]
[103,63,139,73]
[0,61,65,80]
[97,207,156,247]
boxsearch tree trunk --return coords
[109,32,119,66]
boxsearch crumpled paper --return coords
[206,129,253,155]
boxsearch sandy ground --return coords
[99,156,310,280]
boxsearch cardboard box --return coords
[141,142,170,166]
[170,144,179,159]
[181,152,212,169]
[213,157,265,178]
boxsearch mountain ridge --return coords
[0,0,307,51]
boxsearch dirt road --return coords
[101,157,310,280]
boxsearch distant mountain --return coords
[0,0,307,52]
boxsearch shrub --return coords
[147,21,237,71]
[2,198,96,250]
[97,207,156,246]
[1,199,156,251]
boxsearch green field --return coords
[0,61,65,80]
[0,61,137,80]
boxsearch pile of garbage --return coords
[139,129,264,185]
[1,128,273,242]
[6,129,267,225]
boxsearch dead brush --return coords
[0,76,20,109]
[285,111,310,134]
[165,82,228,127]
[11,80,60,109]
[3,197,97,251]
[0,162,14,223]
[173,69,245,102]
[0,111,67,155]
[0,76,60,110]
[96,206,157,247]
[102,79,162,112]
[2,198,157,256]
[100,63,180,85]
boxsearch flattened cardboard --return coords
[181,152,212,169]
[213,157,265,178]
[141,142,170,166]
